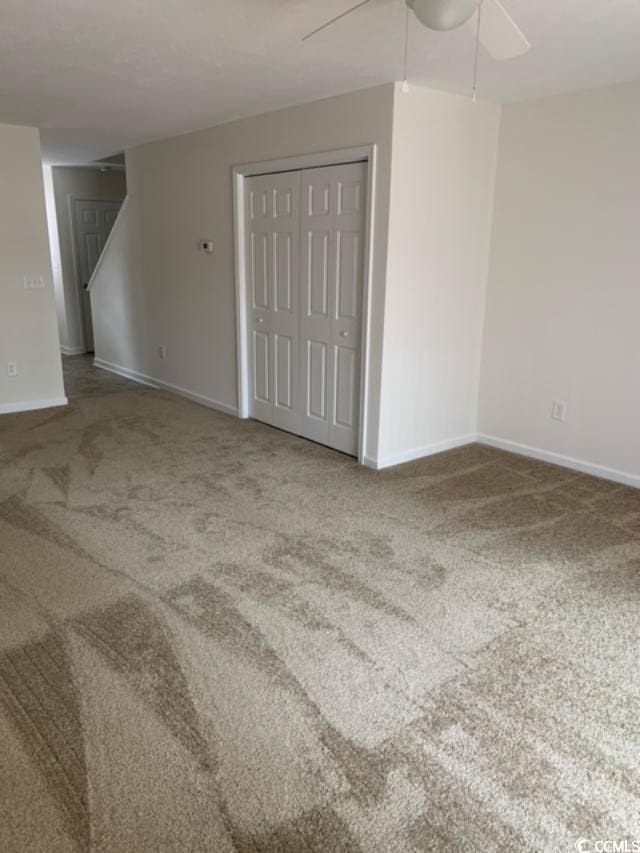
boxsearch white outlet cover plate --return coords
[551,400,568,421]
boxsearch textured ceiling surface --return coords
[2,0,640,162]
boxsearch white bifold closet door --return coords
[246,162,367,456]
[299,163,366,454]
[246,171,301,435]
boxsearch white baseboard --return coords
[364,431,640,489]
[477,433,640,490]
[93,358,239,418]
[93,358,159,389]
[61,345,86,356]
[0,396,68,415]
[86,362,640,491]
[364,434,477,470]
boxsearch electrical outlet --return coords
[7,362,18,377]
[23,275,45,289]
[158,345,167,360]
[551,400,567,422]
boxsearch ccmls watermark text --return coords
[575,839,640,853]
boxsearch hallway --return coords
[62,355,135,401]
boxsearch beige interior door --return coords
[73,199,122,352]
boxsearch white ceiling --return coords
[2,0,640,163]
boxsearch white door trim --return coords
[232,144,377,465]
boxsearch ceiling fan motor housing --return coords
[407,0,479,31]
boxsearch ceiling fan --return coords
[302,0,530,64]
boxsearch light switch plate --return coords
[24,275,45,289]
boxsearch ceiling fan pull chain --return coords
[401,3,411,92]
[472,0,483,102]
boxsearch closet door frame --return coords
[233,144,377,465]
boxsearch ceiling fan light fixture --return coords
[407,0,479,32]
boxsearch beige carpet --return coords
[1,356,639,852]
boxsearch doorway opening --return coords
[233,146,376,463]
[43,160,126,359]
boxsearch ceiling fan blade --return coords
[302,0,371,42]
[472,0,530,61]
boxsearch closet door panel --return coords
[245,172,301,434]
[300,163,367,455]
